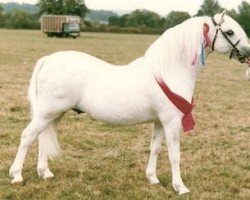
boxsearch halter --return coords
[211,15,247,62]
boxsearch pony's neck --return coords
[168,65,198,102]
[143,16,214,101]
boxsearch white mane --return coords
[145,16,210,78]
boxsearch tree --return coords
[238,1,250,37]
[226,9,238,20]
[0,4,5,27]
[4,9,39,29]
[86,10,117,23]
[127,10,161,28]
[165,11,191,29]
[109,9,162,29]
[196,0,223,16]
[124,10,161,28]
[108,15,119,26]
[38,0,89,18]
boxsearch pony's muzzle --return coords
[235,45,250,63]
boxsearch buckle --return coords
[215,25,220,30]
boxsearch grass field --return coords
[0,29,250,200]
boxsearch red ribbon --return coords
[155,77,195,133]
[154,24,210,132]
[203,23,211,47]
[191,23,211,66]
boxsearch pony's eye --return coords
[226,30,234,36]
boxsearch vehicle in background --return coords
[41,15,81,38]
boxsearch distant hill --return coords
[0,2,39,13]
[85,10,118,23]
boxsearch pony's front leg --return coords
[146,123,165,184]
[161,117,190,195]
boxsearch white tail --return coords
[38,124,60,159]
[28,56,60,159]
[28,56,48,118]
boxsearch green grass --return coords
[0,29,250,200]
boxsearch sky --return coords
[0,0,249,15]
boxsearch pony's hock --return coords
[10,11,250,195]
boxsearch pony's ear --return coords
[215,9,226,24]
[221,9,226,19]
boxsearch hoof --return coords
[146,173,160,185]
[173,183,190,195]
[11,175,24,186]
[37,167,54,180]
[44,177,54,181]
[44,173,54,180]
[12,180,24,187]
[179,188,190,195]
[149,178,160,185]
[10,165,24,186]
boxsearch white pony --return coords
[10,11,250,195]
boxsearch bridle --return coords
[211,14,247,63]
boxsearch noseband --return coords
[211,16,247,62]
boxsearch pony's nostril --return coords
[239,52,245,58]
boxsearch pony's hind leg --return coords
[146,123,165,184]
[9,115,54,184]
[37,123,60,179]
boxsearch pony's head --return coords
[145,11,250,81]
[210,10,250,64]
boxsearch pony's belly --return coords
[78,99,157,125]
[87,111,157,125]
